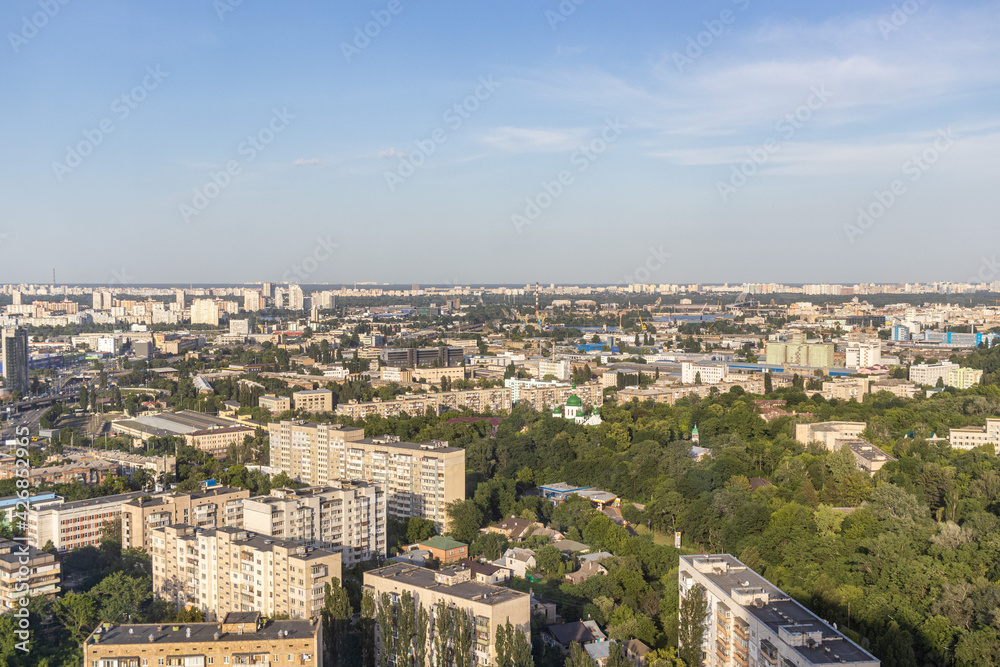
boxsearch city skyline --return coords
[3,0,998,284]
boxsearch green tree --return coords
[324,577,353,665]
[678,584,709,667]
[565,641,596,667]
[53,591,98,644]
[872,620,917,667]
[92,571,152,623]
[446,499,484,544]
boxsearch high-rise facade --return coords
[190,299,220,326]
[288,284,304,310]
[267,422,465,531]
[242,483,386,566]
[121,486,249,552]
[679,555,879,667]
[1,327,29,396]
[152,524,342,621]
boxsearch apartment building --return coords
[292,388,333,413]
[83,613,322,667]
[364,562,530,667]
[121,486,249,551]
[679,555,879,667]
[152,524,342,621]
[184,425,257,459]
[260,393,292,413]
[242,484,386,566]
[681,361,729,385]
[818,377,870,401]
[26,491,151,552]
[382,346,465,368]
[947,366,983,389]
[0,539,61,611]
[268,422,465,531]
[948,418,1000,453]
[516,381,604,412]
[335,387,512,419]
[794,421,867,449]
[909,361,959,386]
[410,365,466,385]
[844,342,881,369]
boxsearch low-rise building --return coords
[82,613,323,667]
[840,439,897,475]
[949,418,1000,453]
[679,554,879,667]
[292,388,333,413]
[364,562,530,667]
[494,547,536,579]
[794,421,867,449]
[418,535,468,564]
[184,425,257,459]
[152,524,342,620]
[259,393,292,413]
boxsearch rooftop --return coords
[419,535,467,551]
[365,562,528,606]
[85,618,318,647]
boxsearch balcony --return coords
[734,621,749,641]
[733,650,748,667]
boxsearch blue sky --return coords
[2,0,998,286]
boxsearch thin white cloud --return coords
[292,158,321,166]
[378,147,408,159]
[479,126,589,153]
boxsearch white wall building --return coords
[681,361,728,385]
[844,342,881,369]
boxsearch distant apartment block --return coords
[83,614,322,667]
[794,421,867,449]
[679,554,879,667]
[292,388,333,413]
[844,341,881,369]
[121,486,249,552]
[268,422,464,531]
[819,377,870,401]
[870,378,921,399]
[259,393,292,413]
[336,387,512,419]
[152,524,342,621]
[381,346,465,368]
[185,425,256,459]
[364,562,530,667]
[410,365,466,385]
[909,361,958,386]
[0,539,61,611]
[681,361,729,384]
[765,339,835,368]
[948,366,983,389]
[949,418,1000,453]
[1,327,29,396]
[190,298,221,326]
[242,484,386,566]
[515,380,604,412]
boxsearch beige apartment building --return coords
[242,484,386,566]
[516,381,603,412]
[268,422,465,532]
[679,555,879,667]
[949,418,1000,453]
[335,386,512,420]
[121,486,249,551]
[185,425,256,459]
[260,393,292,413]
[794,421,867,449]
[152,524,342,621]
[293,388,334,413]
[817,377,870,401]
[0,539,61,611]
[83,613,322,667]
[364,562,530,667]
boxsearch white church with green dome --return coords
[552,391,602,426]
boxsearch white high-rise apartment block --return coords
[241,484,386,566]
[679,555,879,667]
[190,299,220,326]
[288,284,305,311]
[243,289,261,312]
[909,361,959,386]
[844,342,881,369]
[274,288,285,309]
